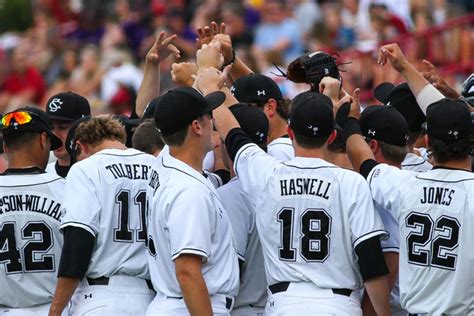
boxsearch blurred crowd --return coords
[0,0,472,115]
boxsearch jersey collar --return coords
[1,166,45,175]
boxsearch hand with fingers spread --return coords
[377,43,409,73]
[196,42,224,69]
[171,62,198,87]
[421,59,460,98]
[348,88,361,119]
[146,32,181,64]
[194,66,232,95]
[196,21,225,48]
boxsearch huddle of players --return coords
[1,26,473,316]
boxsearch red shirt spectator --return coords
[3,66,46,105]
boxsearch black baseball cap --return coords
[143,96,162,120]
[374,82,425,132]
[46,92,91,122]
[289,91,334,138]
[1,107,62,150]
[229,103,269,145]
[360,105,409,146]
[154,87,225,136]
[231,73,283,103]
[426,98,471,141]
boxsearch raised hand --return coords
[194,65,232,95]
[319,76,342,104]
[146,32,181,64]
[196,21,225,49]
[171,62,198,87]
[196,42,224,69]
[421,59,460,98]
[377,43,409,73]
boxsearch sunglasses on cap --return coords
[1,111,35,128]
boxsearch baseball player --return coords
[45,92,91,177]
[0,107,65,315]
[374,82,432,172]
[132,119,165,156]
[231,73,294,160]
[145,87,239,315]
[196,64,391,315]
[217,103,269,316]
[49,116,156,316]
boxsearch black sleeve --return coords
[360,159,379,179]
[225,127,253,161]
[58,226,95,278]
[355,235,389,281]
[213,169,231,185]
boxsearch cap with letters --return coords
[1,107,62,150]
[154,87,225,136]
[360,105,409,146]
[426,98,471,141]
[229,103,269,145]
[289,91,334,138]
[46,92,91,122]
[231,73,283,103]
[374,82,425,132]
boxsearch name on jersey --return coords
[105,163,150,180]
[280,177,331,199]
[420,186,455,206]
[148,169,160,194]
[0,194,62,221]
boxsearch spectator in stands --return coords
[69,45,104,102]
[221,2,254,50]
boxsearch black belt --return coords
[87,277,154,290]
[269,281,352,297]
[166,296,233,310]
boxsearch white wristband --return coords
[416,84,445,115]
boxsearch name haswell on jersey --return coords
[279,175,332,199]
[0,194,62,221]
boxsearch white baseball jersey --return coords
[401,152,432,172]
[0,170,65,308]
[45,161,56,175]
[60,148,155,279]
[267,137,294,161]
[146,151,239,298]
[234,143,386,289]
[217,177,267,310]
[368,164,474,314]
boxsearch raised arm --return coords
[136,32,180,117]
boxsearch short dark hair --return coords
[407,130,423,147]
[294,132,328,149]
[159,115,208,147]
[251,98,291,120]
[132,119,164,154]
[3,131,41,151]
[327,128,346,153]
[428,137,470,164]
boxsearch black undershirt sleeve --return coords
[58,226,95,278]
[360,159,379,179]
[355,235,389,281]
[213,169,231,185]
[225,128,253,161]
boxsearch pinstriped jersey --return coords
[368,164,474,314]
[0,171,65,307]
[234,143,386,289]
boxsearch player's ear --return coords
[190,119,203,136]
[287,126,295,140]
[264,99,277,118]
[424,134,431,147]
[327,129,337,145]
[39,132,50,150]
[368,139,378,154]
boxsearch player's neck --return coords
[267,118,288,144]
[433,156,472,172]
[169,145,206,173]
[294,146,326,160]
[57,157,70,167]
[6,152,44,170]
[89,140,127,155]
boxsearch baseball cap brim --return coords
[48,114,78,122]
[201,91,226,114]
[49,132,62,150]
[374,82,396,104]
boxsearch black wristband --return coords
[341,117,362,143]
[222,49,236,68]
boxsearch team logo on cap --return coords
[255,131,265,142]
[448,130,460,139]
[368,129,376,136]
[308,125,319,135]
[230,86,236,94]
[48,98,63,112]
[257,90,266,96]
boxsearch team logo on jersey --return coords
[368,129,376,136]
[257,90,266,96]
[308,125,319,135]
[48,98,63,112]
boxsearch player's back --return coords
[394,168,474,314]
[0,170,65,308]
[253,157,384,290]
[61,148,155,279]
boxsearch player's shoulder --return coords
[0,170,64,187]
